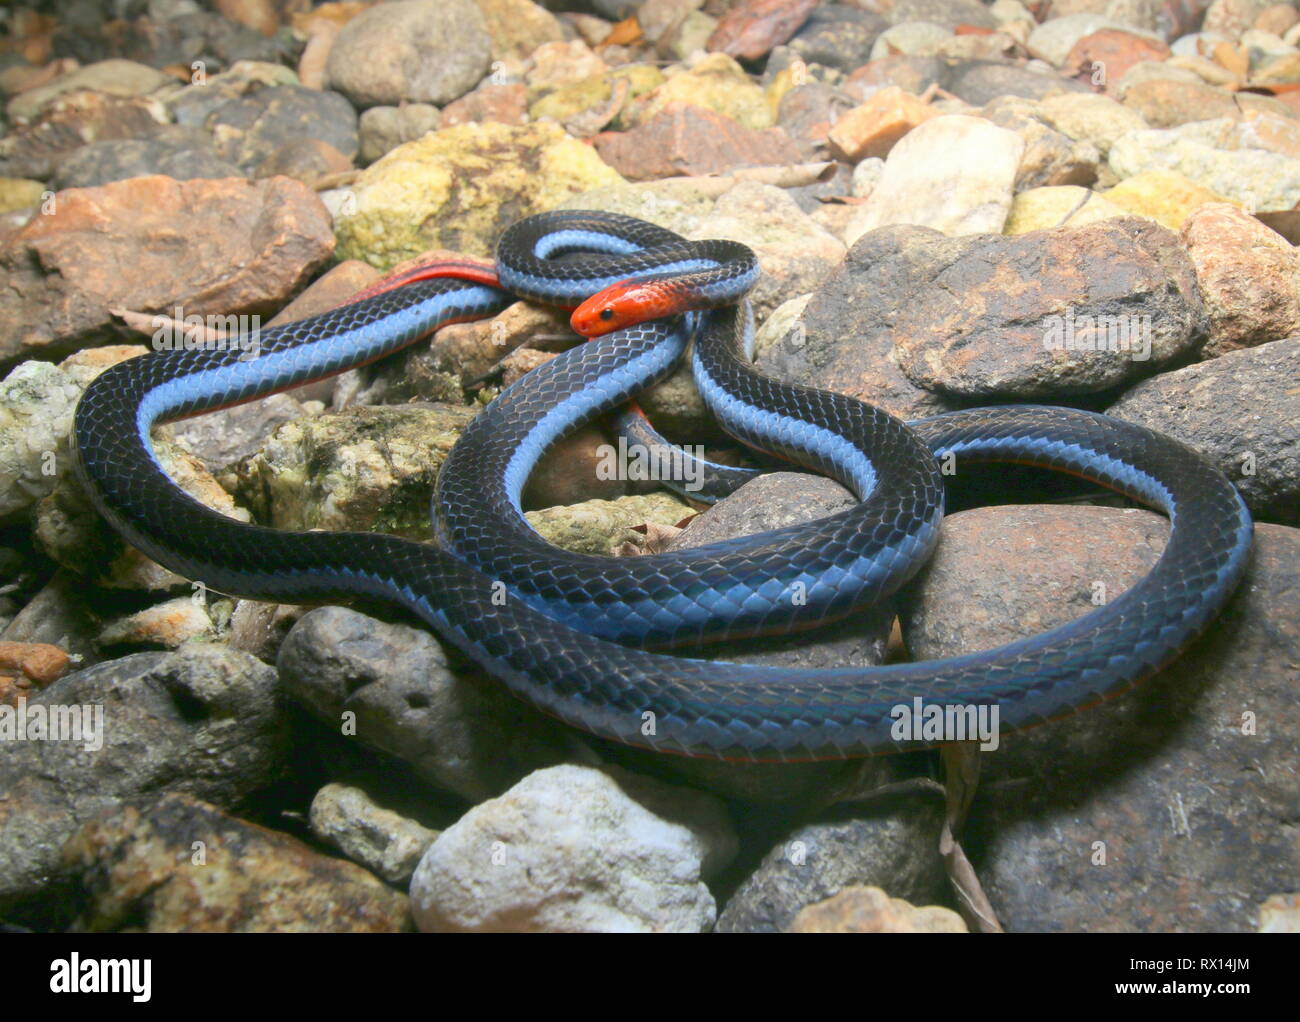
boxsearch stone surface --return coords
[1039,91,1150,157]
[715,795,947,932]
[593,104,802,180]
[358,103,441,165]
[789,885,968,932]
[64,795,411,932]
[827,87,940,162]
[1108,336,1299,523]
[0,176,334,366]
[1181,202,1300,356]
[845,115,1024,244]
[1004,185,1127,233]
[6,59,173,122]
[525,493,694,554]
[1102,168,1231,228]
[0,91,171,181]
[325,0,492,108]
[0,644,288,916]
[410,765,737,932]
[49,130,241,189]
[277,606,572,802]
[335,121,623,266]
[309,782,440,885]
[705,0,820,61]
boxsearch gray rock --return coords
[788,4,888,71]
[276,606,573,803]
[358,103,441,165]
[715,793,948,932]
[944,60,1091,105]
[884,217,1206,398]
[410,764,738,932]
[0,643,289,914]
[50,130,242,189]
[205,84,359,173]
[326,0,493,108]
[310,782,440,885]
[888,0,997,29]
[1108,336,1300,524]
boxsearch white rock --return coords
[409,764,737,932]
[846,115,1024,244]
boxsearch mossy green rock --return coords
[529,65,665,128]
[525,493,693,555]
[1004,186,1126,234]
[334,121,624,265]
[628,53,773,131]
[0,178,44,214]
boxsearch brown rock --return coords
[255,137,353,186]
[64,794,411,932]
[440,82,529,127]
[1255,2,1300,35]
[827,86,939,161]
[593,104,802,180]
[885,218,1206,398]
[0,91,168,181]
[0,175,334,366]
[1066,29,1172,91]
[775,82,859,157]
[706,0,819,61]
[1181,202,1300,356]
[214,0,281,36]
[789,886,968,933]
[1122,77,1240,126]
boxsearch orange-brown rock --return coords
[827,86,939,162]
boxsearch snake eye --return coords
[600,308,614,321]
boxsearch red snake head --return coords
[571,279,686,338]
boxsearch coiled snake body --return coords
[73,211,1254,761]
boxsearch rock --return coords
[524,493,693,553]
[889,0,998,30]
[787,4,889,72]
[64,794,411,932]
[325,0,492,108]
[705,0,820,61]
[870,21,954,60]
[0,644,288,916]
[0,177,46,214]
[203,83,359,173]
[0,175,334,366]
[1258,893,1300,932]
[715,794,947,932]
[593,104,802,180]
[1109,119,1300,209]
[627,53,773,131]
[844,115,1024,244]
[944,60,1093,104]
[0,91,170,181]
[0,570,101,669]
[409,764,737,932]
[229,404,475,538]
[49,131,243,189]
[440,82,529,128]
[278,607,572,802]
[6,59,174,122]
[358,104,441,164]
[215,0,281,37]
[887,217,1206,397]
[775,81,860,159]
[1029,13,1134,65]
[1180,202,1300,356]
[851,156,885,196]
[1204,0,1272,37]
[845,53,949,98]
[753,226,962,422]
[525,39,610,98]
[789,886,968,932]
[827,86,940,162]
[981,95,1102,189]
[166,60,300,127]
[957,520,1299,932]
[1101,168,1230,228]
[1038,90,1150,157]
[473,0,565,62]
[309,782,440,885]
[96,597,219,650]
[1064,28,1172,88]
[334,121,623,266]
[528,65,665,133]
[254,138,353,187]
[1122,77,1239,125]
[1256,4,1300,35]
[1108,336,1299,522]
[1004,184,1127,232]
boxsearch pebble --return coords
[410,764,737,932]
[310,782,440,886]
[789,886,968,933]
[844,115,1024,243]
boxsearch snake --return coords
[72,210,1255,762]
